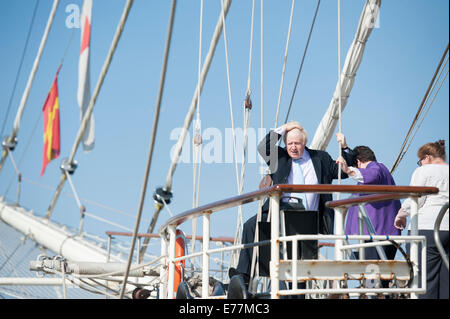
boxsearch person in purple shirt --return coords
[337,146,400,289]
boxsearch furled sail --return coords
[310,0,381,150]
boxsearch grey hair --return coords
[283,127,308,145]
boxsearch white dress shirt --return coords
[347,166,364,182]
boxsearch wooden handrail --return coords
[159,184,439,232]
[326,193,408,209]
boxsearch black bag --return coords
[257,201,319,277]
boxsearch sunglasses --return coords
[417,155,428,167]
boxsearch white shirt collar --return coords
[293,149,310,163]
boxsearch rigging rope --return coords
[191,0,208,262]
[274,0,295,128]
[0,242,23,273]
[1,24,77,200]
[0,0,39,139]
[3,173,138,233]
[221,0,240,196]
[0,0,59,176]
[162,0,232,193]
[246,0,256,96]
[337,0,342,188]
[219,0,250,268]
[140,1,234,260]
[248,0,266,278]
[46,0,134,220]
[230,0,257,268]
[309,0,381,151]
[191,0,204,258]
[406,64,449,152]
[119,0,175,299]
[11,0,59,142]
[392,56,449,174]
[192,0,204,209]
[390,43,449,174]
[260,0,264,145]
[3,175,149,225]
[1,3,75,209]
[284,0,321,124]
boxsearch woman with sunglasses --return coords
[394,140,449,299]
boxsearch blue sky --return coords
[0,0,448,254]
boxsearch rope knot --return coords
[244,94,252,110]
[193,133,202,146]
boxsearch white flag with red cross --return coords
[77,0,95,152]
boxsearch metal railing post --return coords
[292,239,298,291]
[421,236,427,294]
[160,236,168,299]
[358,209,365,260]
[105,234,112,299]
[334,207,346,261]
[167,225,176,299]
[270,193,280,299]
[409,196,419,299]
[202,212,211,298]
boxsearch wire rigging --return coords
[309,0,380,151]
[220,0,240,196]
[0,0,40,139]
[2,4,76,210]
[392,54,449,174]
[46,0,134,219]
[284,0,321,124]
[139,0,233,261]
[337,0,343,188]
[219,0,248,269]
[0,0,60,176]
[119,0,176,299]
[230,0,257,268]
[390,43,449,174]
[191,0,204,266]
[274,0,295,128]
[246,0,256,96]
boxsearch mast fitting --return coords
[60,157,78,175]
[153,187,173,205]
[1,136,18,151]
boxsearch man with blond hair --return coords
[231,121,356,286]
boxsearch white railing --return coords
[159,184,438,299]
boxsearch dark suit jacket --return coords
[258,130,356,234]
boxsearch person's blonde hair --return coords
[283,127,308,145]
[418,140,446,161]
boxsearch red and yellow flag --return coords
[41,70,61,176]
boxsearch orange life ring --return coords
[173,229,186,295]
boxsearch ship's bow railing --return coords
[159,184,438,299]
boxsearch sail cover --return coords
[310,0,381,150]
